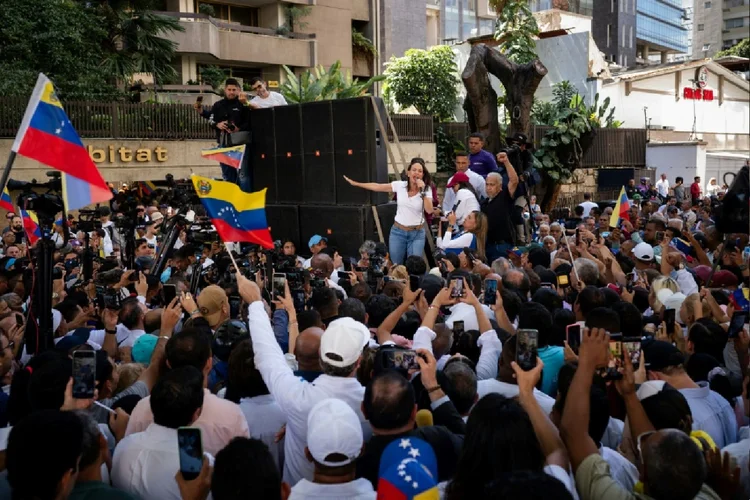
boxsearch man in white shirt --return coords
[655,173,670,198]
[245,77,288,109]
[238,275,371,485]
[442,151,486,215]
[112,366,213,500]
[444,172,480,225]
[577,192,599,218]
[289,398,375,499]
[302,235,327,269]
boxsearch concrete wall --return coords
[386,142,437,174]
[302,0,354,73]
[0,139,221,184]
[645,142,707,185]
[378,0,425,67]
[705,153,748,188]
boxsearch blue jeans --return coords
[220,163,238,183]
[237,153,252,192]
[389,225,425,265]
[486,243,513,264]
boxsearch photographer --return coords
[194,78,250,183]
[497,133,539,245]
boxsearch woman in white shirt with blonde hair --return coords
[344,158,434,265]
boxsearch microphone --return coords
[451,199,462,214]
[415,409,434,428]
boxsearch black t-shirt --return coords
[482,191,515,245]
[203,98,250,141]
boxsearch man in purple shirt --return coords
[468,133,499,179]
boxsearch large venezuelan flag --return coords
[12,74,112,211]
[191,174,273,248]
[201,145,245,169]
[609,186,631,228]
[20,209,41,246]
[0,187,13,213]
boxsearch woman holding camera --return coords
[343,158,433,265]
[437,210,488,261]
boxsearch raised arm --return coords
[343,175,393,193]
[376,286,422,345]
[497,153,519,198]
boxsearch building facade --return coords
[692,0,750,59]
[425,0,496,48]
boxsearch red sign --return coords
[683,87,714,101]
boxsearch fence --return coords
[387,115,433,142]
[533,127,647,167]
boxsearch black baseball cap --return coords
[643,339,685,372]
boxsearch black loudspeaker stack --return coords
[250,97,389,257]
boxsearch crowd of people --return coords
[0,137,748,500]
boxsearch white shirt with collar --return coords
[289,478,375,499]
[88,323,135,349]
[247,301,371,485]
[442,170,486,214]
[452,189,481,225]
[414,326,501,381]
[600,445,638,491]
[112,423,215,500]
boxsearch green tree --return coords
[490,0,540,64]
[0,0,118,99]
[280,62,385,103]
[384,45,460,121]
[715,38,750,59]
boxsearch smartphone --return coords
[484,279,498,305]
[409,275,420,293]
[566,324,581,352]
[664,309,676,335]
[337,270,351,285]
[163,284,177,305]
[605,338,623,380]
[229,295,241,319]
[15,314,23,327]
[462,247,476,263]
[292,289,306,312]
[575,228,581,246]
[656,231,665,243]
[452,320,465,337]
[623,338,642,371]
[540,282,554,289]
[390,349,420,371]
[272,273,286,299]
[727,311,749,339]
[177,427,203,481]
[450,279,464,299]
[557,274,569,288]
[516,329,538,371]
[72,350,96,399]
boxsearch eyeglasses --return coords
[636,430,656,463]
[251,85,263,91]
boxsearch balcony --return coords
[158,12,317,68]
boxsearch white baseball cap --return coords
[633,242,655,263]
[320,317,370,368]
[307,398,363,466]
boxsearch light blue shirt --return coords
[680,381,738,448]
[537,345,565,396]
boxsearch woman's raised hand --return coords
[343,175,357,186]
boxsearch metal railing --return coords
[152,11,316,39]
[387,115,434,142]
[533,127,647,167]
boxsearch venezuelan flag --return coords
[609,186,631,228]
[191,174,273,248]
[0,187,13,213]
[139,181,157,196]
[201,145,245,169]
[12,74,112,209]
[20,209,41,246]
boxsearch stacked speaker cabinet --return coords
[248,97,389,256]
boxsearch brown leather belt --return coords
[393,221,422,232]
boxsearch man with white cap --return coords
[237,274,371,485]
[632,242,656,271]
[289,398,375,499]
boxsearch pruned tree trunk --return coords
[462,44,548,154]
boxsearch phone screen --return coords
[566,324,581,352]
[484,279,498,305]
[272,273,286,299]
[15,314,23,327]
[453,320,465,337]
[623,338,642,370]
[575,228,581,246]
[557,274,569,287]
[409,275,420,293]
[516,329,538,371]
[450,279,464,299]
[163,284,177,305]
[389,350,420,371]
[728,311,749,338]
[177,427,203,481]
[664,309,676,335]
[72,351,96,399]
[292,289,306,312]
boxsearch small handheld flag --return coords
[191,175,273,248]
[609,186,631,228]
[12,74,112,211]
[0,187,13,213]
[20,209,41,246]
[201,145,245,169]
[139,181,157,196]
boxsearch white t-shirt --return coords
[250,91,287,109]
[656,179,670,197]
[453,188,481,225]
[391,181,432,227]
[578,201,599,217]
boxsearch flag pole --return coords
[0,152,18,200]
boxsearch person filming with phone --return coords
[194,78,250,184]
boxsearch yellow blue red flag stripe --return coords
[201,145,245,169]
[0,187,13,213]
[20,209,41,246]
[609,186,631,228]
[191,174,273,248]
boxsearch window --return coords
[629,25,634,48]
[620,0,624,12]
[704,1,711,7]
[623,55,628,67]
[622,25,627,47]
[726,18,745,29]
[702,44,711,51]
[611,0,616,13]
[607,24,612,47]
[698,24,704,31]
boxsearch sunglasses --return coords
[251,85,263,91]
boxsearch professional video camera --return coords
[162,174,200,208]
[77,209,102,233]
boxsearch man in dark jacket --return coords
[356,353,464,488]
[194,78,250,183]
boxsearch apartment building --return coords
[692,0,750,59]
[425,0,496,47]
[161,0,378,87]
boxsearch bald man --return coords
[293,327,323,382]
[310,253,348,299]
